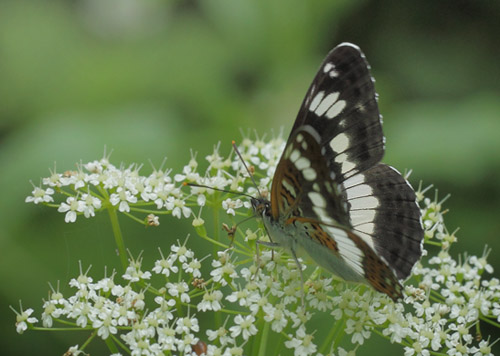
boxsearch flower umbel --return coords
[19,134,500,355]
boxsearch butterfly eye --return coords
[251,198,270,217]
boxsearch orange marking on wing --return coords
[285,217,339,253]
[346,230,403,301]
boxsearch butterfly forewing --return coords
[270,125,350,227]
[290,43,385,183]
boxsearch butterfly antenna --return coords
[183,182,254,199]
[232,140,262,197]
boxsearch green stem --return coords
[31,326,92,331]
[425,240,443,247]
[479,315,500,328]
[212,200,222,329]
[80,331,97,351]
[257,318,270,356]
[107,206,128,272]
[104,335,119,354]
[129,207,170,214]
[320,316,342,353]
[122,211,148,225]
[110,333,131,354]
[332,317,346,349]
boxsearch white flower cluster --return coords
[25,134,286,225]
[20,134,500,356]
[398,192,499,356]
[26,156,189,223]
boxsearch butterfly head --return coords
[251,197,271,219]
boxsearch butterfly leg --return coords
[255,239,281,265]
[222,215,257,248]
[222,223,237,247]
[253,239,281,281]
[257,239,306,307]
[289,248,305,308]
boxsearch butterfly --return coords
[250,43,424,301]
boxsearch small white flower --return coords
[206,326,232,346]
[42,169,63,187]
[183,258,201,278]
[65,345,84,356]
[197,290,223,312]
[171,241,194,263]
[263,303,288,332]
[92,308,118,339]
[470,340,493,356]
[222,198,243,216]
[211,251,238,287]
[15,308,38,334]
[58,196,84,223]
[175,315,199,334]
[25,186,54,204]
[165,197,191,218]
[80,193,102,218]
[166,282,190,303]
[284,325,317,356]
[123,259,152,282]
[229,314,257,340]
[152,256,178,277]
[226,287,259,307]
[109,187,137,212]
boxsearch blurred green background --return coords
[1,0,499,354]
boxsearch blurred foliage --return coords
[1,0,499,354]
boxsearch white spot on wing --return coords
[309,91,325,112]
[329,69,339,78]
[323,62,333,73]
[302,167,317,181]
[334,153,356,174]
[315,92,340,116]
[329,133,350,153]
[296,134,304,143]
[282,179,296,198]
[290,149,300,162]
[350,209,376,226]
[345,183,373,200]
[313,206,335,225]
[342,173,365,189]
[308,191,326,208]
[295,157,310,170]
[325,100,346,119]
[349,196,380,210]
[356,222,375,235]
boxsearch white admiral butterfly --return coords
[251,43,423,300]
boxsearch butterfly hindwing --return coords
[270,125,407,300]
[342,164,423,280]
